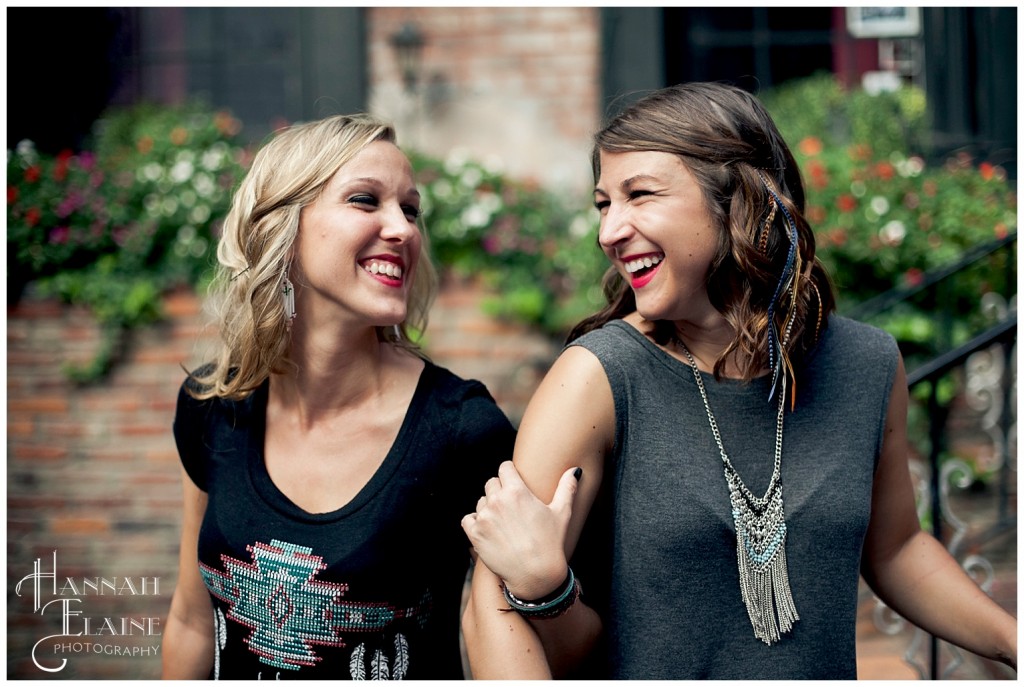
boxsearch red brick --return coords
[7,299,64,318]
[80,393,141,412]
[117,423,168,436]
[39,421,89,438]
[146,449,181,464]
[50,517,110,534]
[457,318,524,336]
[10,445,69,461]
[7,419,35,436]
[81,449,138,462]
[162,289,202,318]
[129,472,179,486]
[7,496,66,510]
[7,397,70,413]
[148,398,178,412]
[5,351,63,366]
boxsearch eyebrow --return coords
[593,173,663,196]
[343,176,421,199]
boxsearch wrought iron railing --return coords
[848,233,1017,679]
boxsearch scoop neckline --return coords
[246,362,434,523]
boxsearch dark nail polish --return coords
[573,467,583,481]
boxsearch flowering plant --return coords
[411,150,605,335]
[7,101,248,380]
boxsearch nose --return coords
[379,202,420,243]
[597,202,634,250]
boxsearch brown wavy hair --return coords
[570,82,835,387]
[189,114,438,401]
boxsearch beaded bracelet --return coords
[501,567,581,619]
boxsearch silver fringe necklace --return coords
[677,341,799,645]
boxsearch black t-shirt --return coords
[172,362,516,680]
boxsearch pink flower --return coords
[56,192,83,218]
[49,226,70,244]
[904,268,924,287]
[482,235,501,255]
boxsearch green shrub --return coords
[410,150,605,336]
[7,101,248,380]
[8,78,1016,383]
[763,74,1016,361]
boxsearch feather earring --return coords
[282,269,296,332]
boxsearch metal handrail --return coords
[907,314,1017,386]
[848,235,1017,679]
[845,232,1017,321]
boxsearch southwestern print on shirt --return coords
[200,539,431,679]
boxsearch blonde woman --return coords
[163,114,515,679]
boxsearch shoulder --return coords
[814,316,900,370]
[569,319,650,366]
[805,316,901,399]
[416,363,517,474]
[421,361,500,408]
[174,364,253,429]
[570,318,635,349]
[176,364,216,416]
[824,316,898,352]
[420,361,516,432]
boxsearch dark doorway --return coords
[7,8,134,153]
[663,7,834,93]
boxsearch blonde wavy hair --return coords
[189,114,438,400]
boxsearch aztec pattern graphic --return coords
[200,539,430,673]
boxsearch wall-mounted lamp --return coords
[390,22,425,93]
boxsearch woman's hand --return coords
[462,460,581,600]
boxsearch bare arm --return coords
[161,469,215,678]
[861,355,1017,670]
[462,345,614,677]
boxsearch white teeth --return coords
[364,261,403,279]
[624,254,663,274]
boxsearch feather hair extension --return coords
[760,174,798,403]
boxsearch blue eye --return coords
[402,205,421,221]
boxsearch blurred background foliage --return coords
[761,73,1016,368]
[7,74,1016,382]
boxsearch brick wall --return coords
[6,280,557,679]
[367,7,601,192]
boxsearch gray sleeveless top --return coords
[569,316,899,679]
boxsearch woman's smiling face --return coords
[292,140,423,331]
[594,149,722,324]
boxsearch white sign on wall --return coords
[846,7,922,38]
